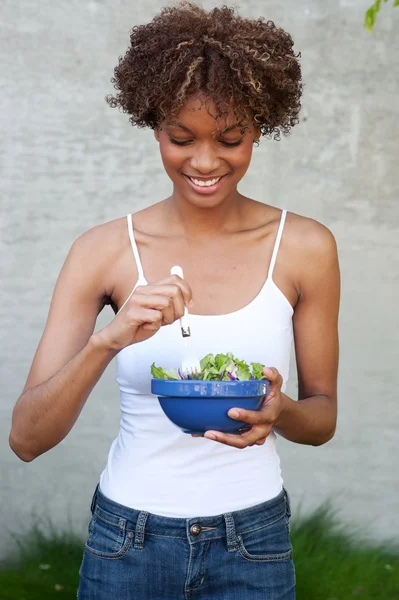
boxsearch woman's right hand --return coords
[95,274,193,352]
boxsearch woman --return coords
[9,3,339,599]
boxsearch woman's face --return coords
[155,95,259,208]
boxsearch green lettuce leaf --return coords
[251,362,265,380]
[152,354,267,381]
[150,363,180,380]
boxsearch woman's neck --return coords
[163,190,249,240]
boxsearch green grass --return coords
[0,522,83,600]
[291,508,399,599]
[0,509,398,599]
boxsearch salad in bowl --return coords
[151,353,269,434]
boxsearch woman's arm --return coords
[9,223,194,462]
[10,339,119,463]
[203,219,340,448]
[9,230,116,462]
[273,221,340,445]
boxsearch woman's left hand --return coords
[196,367,285,449]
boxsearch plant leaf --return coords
[365,0,399,31]
[153,354,266,381]
[251,362,266,380]
[364,0,381,31]
[150,363,180,380]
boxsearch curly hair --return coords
[106,2,302,140]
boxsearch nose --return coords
[189,142,222,175]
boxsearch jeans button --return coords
[190,524,202,536]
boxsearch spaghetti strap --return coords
[268,210,287,279]
[117,215,147,314]
[127,213,145,281]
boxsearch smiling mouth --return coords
[183,174,228,188]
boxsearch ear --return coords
[253,126,261,144]
[154,128,160,142]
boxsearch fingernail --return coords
[205,433,216,440]
[263,367,273,377]
[228,410,240,419]
[188,299,194,308]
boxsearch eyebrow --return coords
[166,120,242,135]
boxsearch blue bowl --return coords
[151,379,269,434]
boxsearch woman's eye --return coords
[221,140,243,147]
[169,138,192,146]
[169,138,243,148]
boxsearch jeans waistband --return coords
[91,484,290,550]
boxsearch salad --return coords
[151,352,266,381]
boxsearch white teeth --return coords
[189,177,221,187]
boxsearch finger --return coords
[238,424,271,444]
[131,293,172,311]
[203,430,248,449]
[255,437,267,445]
[262,366,283,385]
[142,321,162,331]
[227,407,274,426]
[138,277,193,309]
[203,426,270,449]
[135,285,186,319]
[262,367,283,403]
[129,293,175,325]
[168,274,194,308]
[135,308,163,331]
[166,281,187,320]
[168,274,193,308]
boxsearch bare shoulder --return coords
[284,212,340,301]
[62,216,132,301]
[284,211,339,277]
[249,200,338,262]
[72,216,127,255]
[286,211,337,254]
[69,216,133,274]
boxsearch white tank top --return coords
[99,210,293,517]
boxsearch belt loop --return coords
[134,511,149,550]
[223,513,237,553]
[90,483,99,515]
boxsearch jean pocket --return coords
[237,512,292,563]
[85,505,134,560]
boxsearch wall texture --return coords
[1,0,398,560]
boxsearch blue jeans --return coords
[77,484,296,599]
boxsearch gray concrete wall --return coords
[1,0,398,559]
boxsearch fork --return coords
[170,265,202,379]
